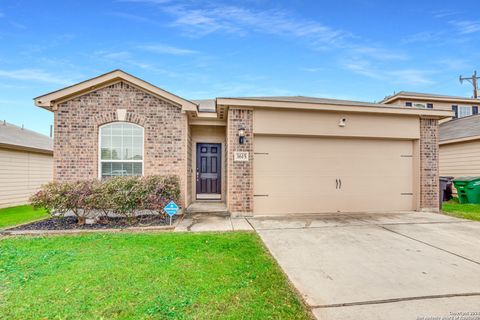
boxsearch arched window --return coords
[99,122,144,178]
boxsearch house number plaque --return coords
[234,151,249,162]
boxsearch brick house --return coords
[35,70,452,215]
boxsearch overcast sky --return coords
[1,0,479,135]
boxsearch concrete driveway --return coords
[248,212,480,320]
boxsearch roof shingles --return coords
[0,121,53,153]
[440,114,480,142]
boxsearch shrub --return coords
[30,182,70,216]
[31,180,97,225]
[142,175,181,214]
[30,175,181,224]
[102,176,144,221]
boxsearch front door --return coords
[196,143,221,199]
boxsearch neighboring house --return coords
[34,70,451,216]
[439,114,480,192]
[0,121,53,208]
[383,91,480,196]
[381,91,479,120]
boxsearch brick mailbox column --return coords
[420,118,439,212]
[227,107,254,216]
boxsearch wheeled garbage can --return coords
[439,176,454,208]
[452,177,480,204]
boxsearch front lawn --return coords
[442,198,480,221]
[0,232,310,319]
[0,205,48,229]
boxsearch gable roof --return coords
[440,114,480,143]
[34,69,198,112]
[381,91,480,104]
[0,121,53,154]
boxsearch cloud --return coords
[163,4,348,47]
[351,46,408,61]
[343,59,434,85]
[109,12,161,26]
[96,51,131,59]
[401,31,439,44]
[0,69,73,85]
[388,69,434,85]
[343,59,384,80]
[432,10,461,19]
[300,67,324,73]
[113,1,420,87]
[434,58,469,71]
[450,20,480,34]
[137,44,198,55]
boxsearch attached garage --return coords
[254,136,414,214]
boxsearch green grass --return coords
[0,232,310,320]
[442,198,480,221]
[0,205,49,229]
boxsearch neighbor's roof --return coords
[440,114,480,144]
[381,91,480,104]
[0,121,53,154]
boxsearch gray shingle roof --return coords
[191,99,216,112]
[0,121,53,153]
[383,91,480,102]
[440,115,480,142]
[219,95,404,108]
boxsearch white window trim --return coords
[98,122,145,179]
[458,105,473,118]
[412,102,427,108]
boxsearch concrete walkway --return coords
[175,214,253,232]
[248,212,480,320]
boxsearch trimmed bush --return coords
[30,175,181,224]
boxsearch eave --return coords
[217,98,453,119]
[34,69,198,112]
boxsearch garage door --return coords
[254,136,414,215]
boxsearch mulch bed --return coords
[8,215,178,231]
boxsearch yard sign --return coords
[163,201,179,225]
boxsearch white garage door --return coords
[254,136,414,215]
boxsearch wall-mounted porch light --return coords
[238,127,246,144]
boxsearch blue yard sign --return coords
[164,201,179,225]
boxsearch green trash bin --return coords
[452,177,480,204]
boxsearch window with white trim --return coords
[99,122,144,178]
[458,105,473,118]
[412,102,426,108]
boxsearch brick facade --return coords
[420,118,439,212]
[227,107,254,215]
[54,81,187,205]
